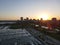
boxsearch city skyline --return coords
[0,0,60,20]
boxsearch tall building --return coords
[20,17,23,21]
[40,18,43,21]
[26,17,29,20]
[51,18,58,28]
[52,18,57,21]
[40,18,43,26]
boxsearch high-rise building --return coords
[51,18,58,28]
[26,17,29,20]
[40,18,43,26]
[20,17,23,21]
[40,18,43,21]
[52,18,57,21]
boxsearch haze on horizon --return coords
[0,0,60,20]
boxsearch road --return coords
[26,28,47,45]
[0,25,60,45]
[26,28,60,45]
[0,27,45,45]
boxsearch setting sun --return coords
[40,14,49,20]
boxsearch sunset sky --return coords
[0,0,60,20]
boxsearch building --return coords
[20,17,23,21]
[26,17,29,20]
[51,18,58,28]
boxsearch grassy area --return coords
[47,33,60,41]
[9,24,24,29]
[35,27,60,41]
[9,23,35,29]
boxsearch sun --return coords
[40,14,48,20]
